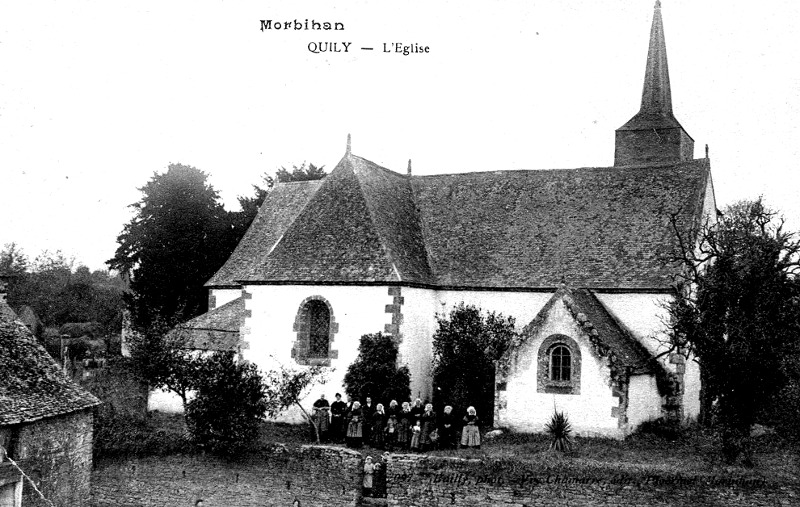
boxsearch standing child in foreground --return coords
[410,419,422,451]
[461,406,481,449]
[363,456,375,498]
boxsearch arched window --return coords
[291,296,339,366]
[306,300,330,358]
[549,345,572,381]
[537,334,581,395]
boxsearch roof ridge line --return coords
[349,154,406,282]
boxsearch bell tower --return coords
[614,0,694,166]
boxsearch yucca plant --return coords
[545,410,573,451]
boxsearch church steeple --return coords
[640,0,672,116]
[614,1,694,167]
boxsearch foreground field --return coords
[91,422,799,507]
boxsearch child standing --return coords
[410,420,422,451]
[363,456,375,498]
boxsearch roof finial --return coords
[705,143,709,159]
[655,0,661,9]
[346,133,351,155]
[407,159,412,176]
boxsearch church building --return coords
[176,1,713,437]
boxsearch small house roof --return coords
[174,297,243,351]
[0,300,100,425]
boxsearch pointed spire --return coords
[346,133,352,155]
[614,0,694,166]
[640,0,672,115]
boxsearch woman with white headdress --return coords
[460,406,481,449]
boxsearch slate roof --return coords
[0,300,100,425]
[566,288,658,371]
[206,180,323,287]
[174,297,243,351]
[518,286,660,373]
[211,152,710,290]
[412,159,710,289]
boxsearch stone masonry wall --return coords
[92,444,797,507]
[385,454,796,507]
[92,445,363,507]
[15,409,94,507]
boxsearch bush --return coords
[83,357,189,459]
[343,332,410,405]
[545,411,573,451]
[185,352,270,455]
[634,417,683,441]
[432,304,517,423]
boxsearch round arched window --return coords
[549,345,572,381]
[305,300,330,358]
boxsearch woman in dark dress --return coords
[330,393,347,443]
[410,398,424,423]
[371,403,386,449]
[439,405,457,449]
[396,401,412,451]
[420,403,437,451]
[346,401,364,448]
[311,394,330,442]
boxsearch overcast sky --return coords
[2,0,799,271]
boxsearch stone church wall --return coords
[627,374,663,428]
[595,293,702,423]
[244,284,395,421]
[497,299,621,437]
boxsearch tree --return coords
[126,320,200,409]
[108,163,238,329]
[432,304,517,425]
[343,332,411,405]
[0,242,29,276]
[2,246,125,335]
[665,198,800,464]
[266,366,327,443]
[185,352,270,455]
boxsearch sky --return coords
[2,0,799,271]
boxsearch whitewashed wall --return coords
[396,287,436,401]
[683,354,702,418]
[243,284,394,421]
[210,288,241,309]
[399,288,552,401]
[627,374,662,429]
[594,293,672,357]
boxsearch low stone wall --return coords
[385,454,796,507]
[92,445,362,507]
[92,445,798,507]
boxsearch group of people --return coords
[311,394,482,451]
